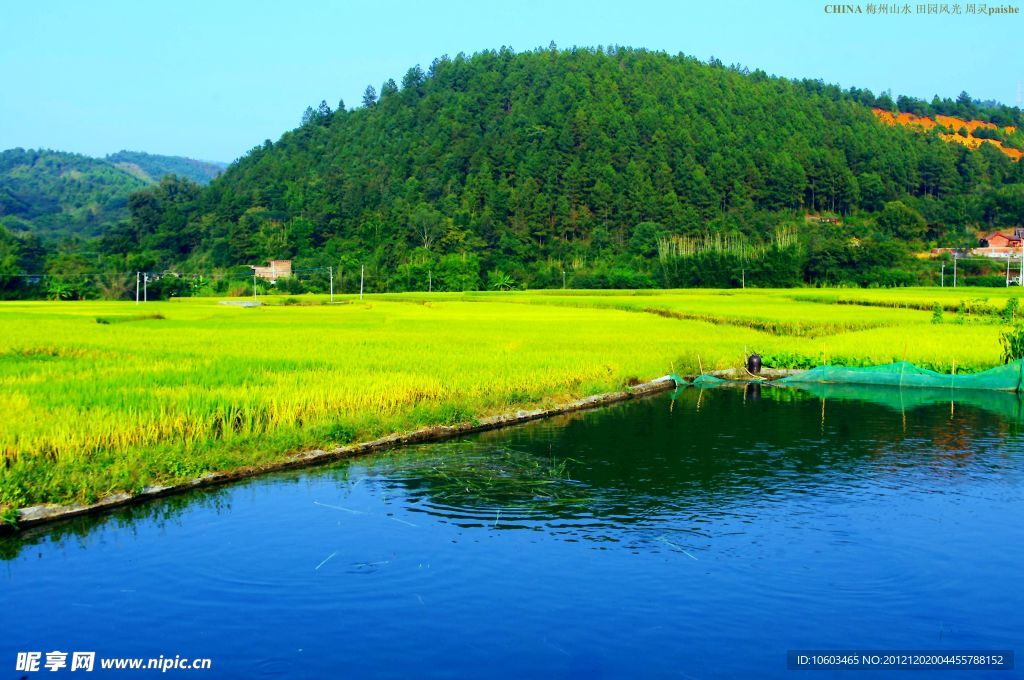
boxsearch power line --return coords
[6,265,339,280]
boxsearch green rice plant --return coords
[0,289,1010,512]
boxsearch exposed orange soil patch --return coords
[872,108,1022,161]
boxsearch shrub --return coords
[1001,297,1019,324]
[999,324,1024,363]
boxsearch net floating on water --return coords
[692,374,728,387]
[778,360,1024,392]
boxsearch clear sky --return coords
[1,0,1021,163]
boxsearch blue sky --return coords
[1,0,1021,163]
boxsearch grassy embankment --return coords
[1,288,1019,516]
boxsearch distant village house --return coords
[251,260,292,282]
[975,229,1024,258]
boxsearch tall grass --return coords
[657,226,798,261]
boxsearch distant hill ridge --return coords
[0,148,227,240]
[105,150,226,185]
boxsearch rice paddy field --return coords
[1,287,1021,516]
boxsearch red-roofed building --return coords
[976,229,1024,258]
[981,229,1024,248]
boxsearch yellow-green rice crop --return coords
[0,288,1016,512]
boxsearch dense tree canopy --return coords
[166,47,1021,286]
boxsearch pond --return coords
[2,385,1022,677]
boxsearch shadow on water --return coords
[0,487,234,562]
[2,382,1021,561]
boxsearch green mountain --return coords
[116,46,1023,290]
[5,46,1024,297]
[106,150,226,185]
[0,148,148,239]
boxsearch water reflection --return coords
[0,488,233,562]
[776,380,1024,424]
[313,385,1024,560]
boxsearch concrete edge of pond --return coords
[0,368,804,535]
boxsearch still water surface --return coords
[2,386,1022,678]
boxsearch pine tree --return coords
[362,85,377,107]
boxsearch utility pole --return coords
[741,268,746,289]
[143,274,148,302]
[941,264,945,287]
[428,270,432,293]
[1007,258,1011,287]
[953,255,957,288]
[360,265,364,301]
[136,272,140,304]
[562,270,566,289]
[1019,245,1023,286]
[253,271,257,301]
[329,266,334,303]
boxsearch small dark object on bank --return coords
[747,353,762,374]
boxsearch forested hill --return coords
[106,150,226,185]
[8,46,1024,296]
[0,149,148,239]
[117,46,1023,289]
